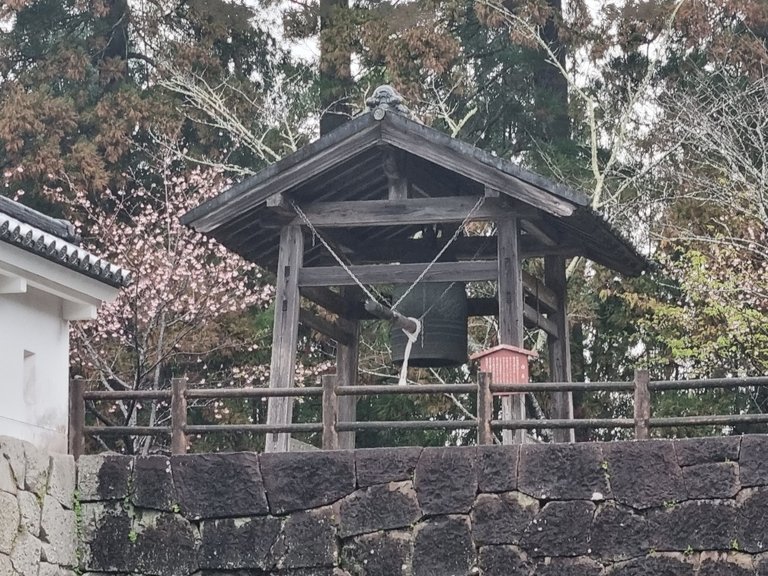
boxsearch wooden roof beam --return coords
[291,197,535,228]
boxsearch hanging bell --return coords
[390,282,468,368]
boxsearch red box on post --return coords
[471,344,538,395]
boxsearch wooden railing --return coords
[68,371,768,457]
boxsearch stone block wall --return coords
[77,436,768,576]
[0,436,77,576]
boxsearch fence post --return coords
[171,378,188,455]
[322,375,339,450]
[477,372,493,445]
[68,378,85,459]
[634,369,650,440]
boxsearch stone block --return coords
[0,490,20,554]
[199,516,281,570]
[23,444,49,498]
[471,492,537,546]
[477,545,530,576]
[261,451,354,514]
[339,481,421,538]
[675,436,740,466]
[737,487,768,553]
[281,507,337,569]
[604,440,685,509]
[683,462,740,499]
[519,442,608,501]
[46,454,75,509]
[412,515,473,576]
[39,496,77,567]
[355,447,421,488]
[77,455,132,501]
[0,436,26,490]
[740,436,768,487]
[18,491,41,537]
[133,512,198,576]
[477,445,518,493]
[10,531,41,576]
[603,553,696,576]
[272,569,338,576]
[590,502,649,561]
[648,500,738,552]
[520,500,594,557]
[533,557,603,576]
[414,447,476,515]
[80,502,133,572]
[38,563,74,576]
[0,554,13,576]
[133,456,175,511]
[756,552,768,575]
[698,552,755,576]
[172,452,268,519]
[341,530,412,576]
[0,457,16,495]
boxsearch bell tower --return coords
[182,86,648,451]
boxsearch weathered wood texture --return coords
[171,378,188,454]
[336,286,361,449]
[182,117,381,232]
[68,379,85,459]
[497,218,526,444]
[634,369,651,440]
[545,256,574,443]
[380,118,577,217]
[298,260,498,286]
[321,375,339,449]
[477,372,494,445]
[384,148,409,200]
[299,308,354,346]
[266,225,304,453]
[301,286,354,317]
[348,235,582,264]
[292,197,533,228]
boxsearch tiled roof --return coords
[0,199,130,288]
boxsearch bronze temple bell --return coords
[390,282,469,368]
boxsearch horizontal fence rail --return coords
[68,371,768,457]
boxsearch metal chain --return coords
[291,201,387,305]
[391,195,486,311]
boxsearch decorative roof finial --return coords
[366,85,413,120]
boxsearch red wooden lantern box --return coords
[471,344,538,394]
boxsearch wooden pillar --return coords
[545,255,574,442]
[266,224,304,453]
[336,287,360,449]
[68,379,85,459]
[633,369,651,440]
[477,372,493,445]
[322,375,339,449]
[171,378,188,455]
[497,218,526,444]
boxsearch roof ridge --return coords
[0,195,80,243]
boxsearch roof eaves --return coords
[0,195,80,243]
[181,113,380,230]
[0,213,131,288]
[383,113,590,208]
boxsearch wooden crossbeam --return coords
[291,197,535,228]
[298,260,497,286]
[348,236,581,264]
[299,309,354,346]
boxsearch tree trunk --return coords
[319,0,352,135]
[532,0,569,142]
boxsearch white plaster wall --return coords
[0,287,70,453]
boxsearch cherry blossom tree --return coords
[47,165,274,452]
